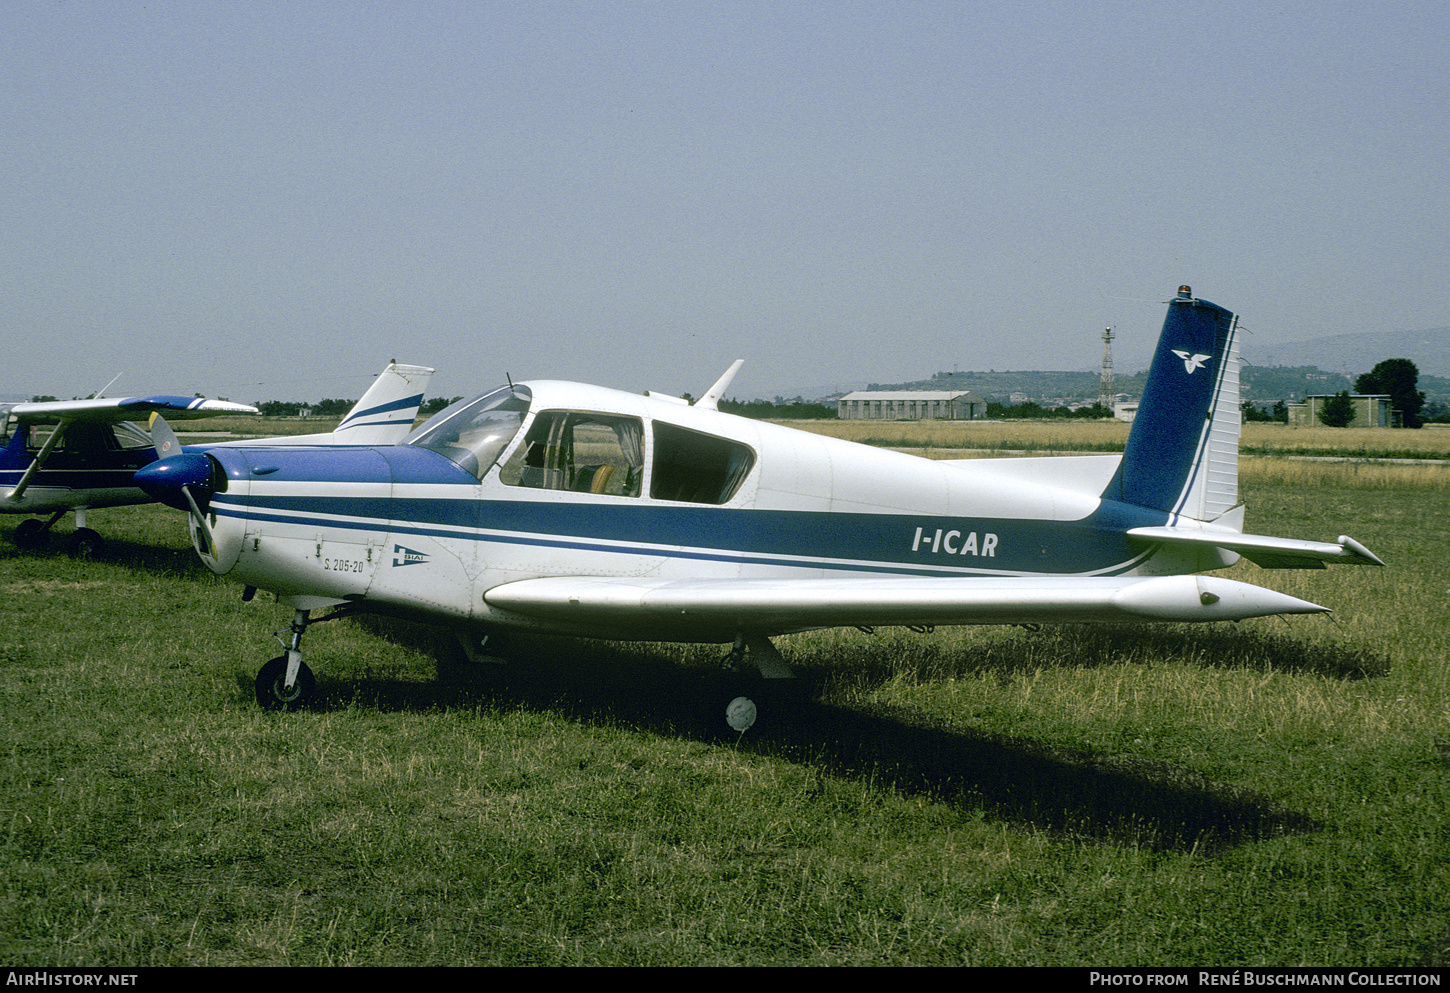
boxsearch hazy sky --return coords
[3,1,1446,402]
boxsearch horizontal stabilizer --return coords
[1127,526,1385,569]
[485,573,1329,636]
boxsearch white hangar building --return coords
[837,390,988,421]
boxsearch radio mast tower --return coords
[1098,327,1115,412]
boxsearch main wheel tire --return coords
[255,655,316,710]
[67,528,103,559]
[725,695,758,732]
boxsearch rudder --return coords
[1107,287,1240,521]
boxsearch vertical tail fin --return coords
[330,362,435,445]
[1106,287,1241,521]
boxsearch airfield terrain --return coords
[2,419,1448,966]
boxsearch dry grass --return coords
[774,418,1450,461]
[1242,457,1450,490]
[1243,423,1450,458]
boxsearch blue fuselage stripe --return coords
[214,490,1166,578]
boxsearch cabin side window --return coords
[650,423,754,505]
[114,422,156,450]
[26,421,123,453]
[499,412,644,497]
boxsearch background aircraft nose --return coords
[135,452,216,511]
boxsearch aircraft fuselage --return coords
[1,420,155,513]
[186,381,1207,642]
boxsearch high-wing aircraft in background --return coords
[137,289,1383,728]
[4,361,432,557]
[2,394,258,555]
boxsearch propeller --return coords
[138,414,217,557]
[149,411,182,459]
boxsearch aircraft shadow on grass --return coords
[271,617,1388,856]
[4,525,202,575]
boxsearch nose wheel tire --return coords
[256,655,316,710]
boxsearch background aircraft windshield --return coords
[407,385,532,478]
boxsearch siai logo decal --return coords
[392,544,430,567]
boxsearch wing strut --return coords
[6,421,68,501]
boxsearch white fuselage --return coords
[191,380,1202,641]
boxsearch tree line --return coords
[252,396,464,418]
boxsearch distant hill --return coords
[1252,327,1450,378]
[874,369,1141,404]
[753,327,1450,406]
[783,366,1448,408]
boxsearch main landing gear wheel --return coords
[726,695,758,733]
[256,655,316,710]
[66,528,103,559]
[714,634,802,735]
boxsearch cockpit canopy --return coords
[405,385,531,478]
[405,382,756,504]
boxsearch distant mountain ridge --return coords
[1250,327,1450,378]
[750,327,1450,404]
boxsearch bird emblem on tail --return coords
[1172,350,1211,374]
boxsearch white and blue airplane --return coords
[2,394,259,555]
[137,288,1383,726]
[4,362,432,556]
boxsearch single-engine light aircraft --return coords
[4,361,432,556]
[137,288,1383,727]
[2,394,258,555]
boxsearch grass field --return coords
[2,427,1448,965]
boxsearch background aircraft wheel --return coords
[14,519,48,550]
[66,528,103,559]
[255,655,316,710]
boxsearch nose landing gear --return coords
[253,607,341,710]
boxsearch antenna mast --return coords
[1099,327,1115,411]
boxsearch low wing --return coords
[484,573,1329,638]
[12,396,259,423]
[1127,527,1385,569]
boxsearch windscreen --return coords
[405,385,531,479]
